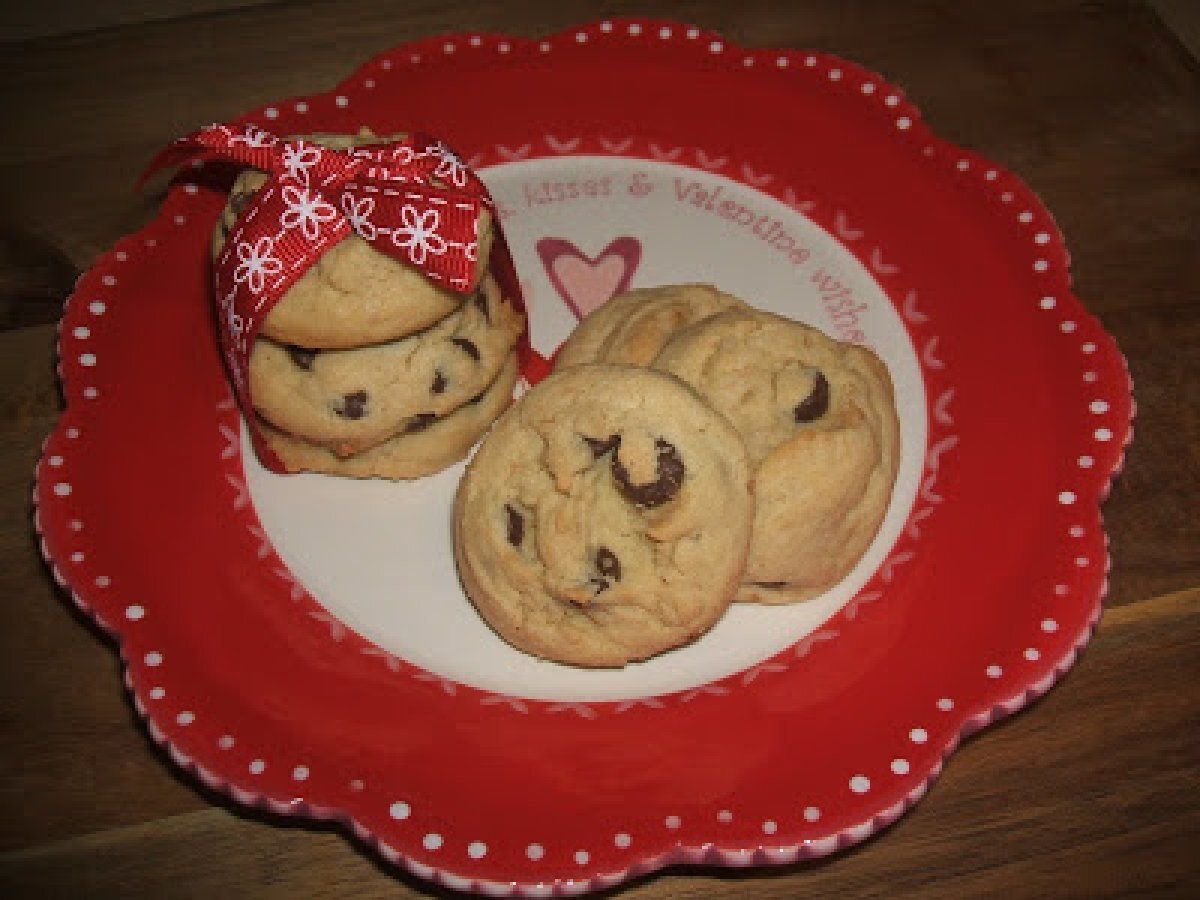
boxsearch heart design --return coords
[536,237,642,320]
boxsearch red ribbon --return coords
[144,122,501,470]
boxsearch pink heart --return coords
[536,237,642,320]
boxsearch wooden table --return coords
[2,1,1198,896]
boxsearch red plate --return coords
[34,19,1133,895]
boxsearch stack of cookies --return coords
[453,283,899,667]
[212,131,525,480]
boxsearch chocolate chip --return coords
[472,289,490,323]
[794,370,830,423]
[504,503,524,547]
[611,438,684,508]
[334,390,369,419]
[582,434,620,458]
[595,547,621,581]
[287,345,317,370]
[588,576,611,594]
[431,369,447,394]
[229,190,254,217]
[403,412,436,433]
[452,337,480,361]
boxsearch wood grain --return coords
[1,1,1197,897]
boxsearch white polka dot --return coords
[1054,583,1069,596]
[861,82,875,94]
[294,101,308,112]
[83,387,98,399]
[264,107,279,119]
[1035,232,1051,244]
[885,95,900,107]
[70,551,84,563]
[709,41,724,53]
[910,728,928,743]
[1058,491,1077,505]
[1095,427,1113,442]
[659,26,672,38]
[389,801,411,820]
[67,427,80,439]
[763,820,778,834]
[804,55,817,66]
[527,843,545,860]
[101,274,116,286]
[125,604,144,620]
[94,575,110,587]
[79,353,97,367]
[335,95,348,107]
[614,832,631,848]
[1083,371,1099,383]
[896,117,912,129]
[498,42,510,53]
[172,215,186,226]
[53,482,71,496]
[743,57,755,68]
[1019,211,1034,223]
[628,23,642,35]
[776,56,789,68]
[1034,259,1049,272]
[804,806,821,822]
[718,809,733,823]
[149,687,165,700]
[144,651,163,666]
[1078,455,1094,468]
[73,327,90,339]
[176,711,195,725]
[218,734,235,749]
[293,765,309,781]
[828,68,842,80]
[1075,556,1090,567]
[1040,296,1056,309]
[363,78,376,88]
[1060,320,1077,333]
[469,35,482,46]
[985,169,998,180]
[1042,618,1059,633]
[986,664,1003,678]
[665,815,681,829]
[115,251,128,261]
[1001,191,1014,202]
[1070,525,1085,537]
[1082,341,1097,353]
[1024,648,1040,661]
[957,159,970,171]
[687,26,700,38]
[891,758,910,775]
[249,759,266,774]
[145,238,157,247]
[468,841,487,859]
[423,833,443,850]
[850,775,871,793]
[575,32,588,43]
[349,779,364,791]
[574,850,589,865]
[183,183,198,195]
[89,301,106,315]
[538,41,551,52]
[49,455,64,467]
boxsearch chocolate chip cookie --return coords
[651,308,900,604]
[249,273,523,455]
[553,283,747,369]
[453,363,755,667]
[211,130,495,349]
[257,352,517,479]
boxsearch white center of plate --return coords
[246,156,926,702]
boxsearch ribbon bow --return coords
[144,122,502,471]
